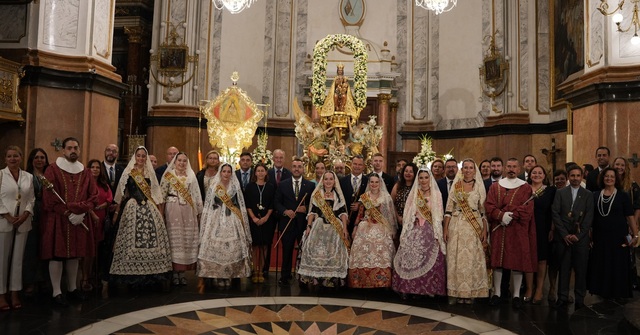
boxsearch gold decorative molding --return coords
[0,57,24,122]
[124,26,145,44]
[377,93,392,104]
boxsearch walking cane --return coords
[273,193,308,248]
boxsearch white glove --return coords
[68,213,86,226]
[501,212,513,226]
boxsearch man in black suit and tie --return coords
[551,165,594,310]
[235,152,253,192]
[483,157,504,193]
[585,146,610,191]
[268,149,292,187]
[436,158,458,210]
[102,144,124,196]
[371,153,394,192]
[274,157,314,285]
[339,155,368,235]
[517,154,536,182]
[155,146,179,182]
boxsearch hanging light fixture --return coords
[598,0,640,45]
[415,0,457,15]
[212,0,256,14]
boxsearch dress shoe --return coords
[554,300,569,309]
[531,298,542,305]
[512,297,523,309]
[278,278,290,286]
[52,294,69,307]
[489,295,501,306]
[67,289,86,302]
[574,302,585,310]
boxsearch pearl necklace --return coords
[597,189,617,217]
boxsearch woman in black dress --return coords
[529,165,556,304]
[244,163,276,283]
[588,168,638,300]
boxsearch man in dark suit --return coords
[102,144,124,196]
[268,149,292,187]
[235,152,253,192]
[371,153,394,192]
[339,155,368,235]
[274,157,314,285]
[517,154,537,181]
[585,146,610,191]
[155,146,179,182]
[551,165,594,310]
[436,158,458,210]
[483,157,503,194]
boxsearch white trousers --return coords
[0,230,28,294]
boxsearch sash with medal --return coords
[454,181,483,239]
[215,184,244,225]
[312,190,351,250]
[130,168,155,206]
[359,192,389,228]
[416,190,433,225]
[163,172,194,208]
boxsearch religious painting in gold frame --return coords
[158,45,188,72]
[550,0,584,107]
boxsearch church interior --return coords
[1,0,640,334]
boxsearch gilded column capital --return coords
[378,93,393,105]
[390,101,398,112]
[124,26,145,44]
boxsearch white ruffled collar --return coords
[56,157,84,174]
[498,177,526,189]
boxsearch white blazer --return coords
[0,167,35,233]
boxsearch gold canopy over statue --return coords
[202,72,264,163]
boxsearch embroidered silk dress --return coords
[348,191,397,288]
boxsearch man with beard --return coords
[436,158,458,210]
[42,137,98,307]
[486,158,535,309]
[102,144,123,195]
[484,157,504,193]
[333,160,346,179]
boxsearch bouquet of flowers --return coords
[413,134,436,168]
[252,131,273,169]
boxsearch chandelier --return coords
[598,0,640,45]
[212,0,256,14]
[415,0,457,15]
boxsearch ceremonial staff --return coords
[39,175,89,231]
[273,193,308,248]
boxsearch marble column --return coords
[377,94,392,157]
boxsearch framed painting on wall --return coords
[550,0,585,107]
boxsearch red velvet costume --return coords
[41,162,98,259]
[485,181,536,272]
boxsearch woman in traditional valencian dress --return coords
[348,174,397,288]
[298,171,350,289]
[160,153,203,286]
[392,167,446,298]
[109,147,172,287]
[197,163,251,289]
[443,159,489,304]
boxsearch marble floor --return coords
[0,273,638,335]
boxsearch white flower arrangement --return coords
[413,134,437,169]
[312,34,368,109]
[252,131,273,169]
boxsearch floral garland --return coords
[413,134,437,169]
[312,34,368,109]
[252,131,273,169]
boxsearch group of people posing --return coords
[0,139,638,312]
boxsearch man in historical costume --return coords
[102,144,124,196]
[339,155,369,235]
[586,146,610,191]
[485,158,536,309]
[155,146,179,183]
[41,137,98,307]
[551,165,593,310]
[274,158,314,285]
[371,153,395,193]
